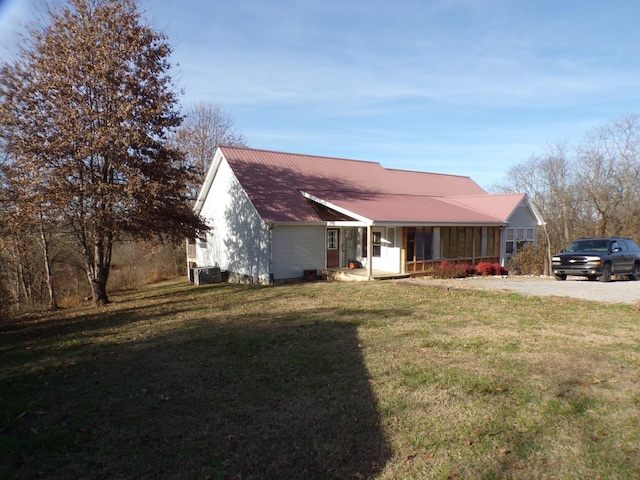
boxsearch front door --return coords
[327,229,340,268]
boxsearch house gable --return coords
[441,193,545,225]
[195,156,271,282]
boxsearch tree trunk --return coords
[90,277,109,306]
[86,237,112,306]
[87,259,110,306]
[541,222,552,277]
[39,224,58,311]
[16,247,31,308]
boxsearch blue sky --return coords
[2,0,640,189]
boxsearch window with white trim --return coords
[327,230,338,249]
[505,228,515,255]
[372,231,382,257]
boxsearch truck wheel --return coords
[598,263,612,282]
[554,274,566,281]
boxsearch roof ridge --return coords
[306,189,492,199]
[385,166,472,179]
[220,145,381,166]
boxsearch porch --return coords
[322,267,411,282]
[186,239,197,267]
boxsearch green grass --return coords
[1,278,639,479]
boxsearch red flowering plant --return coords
[475,261,494,276]
[493,263,509,275]
[433,261,474,279]
[475,261,508,276]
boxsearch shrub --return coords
[494,263,509,275]
[475,261,494,276]
[463,264,476,276]
[431,262,506,278]
[433,261,470,279]
[508,243,545,275]
[475,262,508,276]
[109,241,185,291]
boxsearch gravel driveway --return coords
[421,275,640,305]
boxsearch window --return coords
[422,229,433,260]
[327,230,338,249]
[505,228,514,255]
[526,228,535,242]
[441,228,450,258]
[196,230,207,247]
[407,227,433,261]
[474,227,482,257]
[514,227,536,252]
[441,226,503,258]
[407,228,415,261]
[464,227,473,257]
[372,231,382,257]
[387,228,395,248]
[361,229,367,257]
[415,230,423,260]
[361,229,384,257]
[487,228,496,256]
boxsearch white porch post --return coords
[367,225,373,278]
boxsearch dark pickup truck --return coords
[551,237,640,282]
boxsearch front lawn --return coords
[1,278,638,479]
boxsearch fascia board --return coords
[371,221,507,227]
[269,221,327,227]
[326,220,368,227]
[193,148,225,215]
[524,195,546,226]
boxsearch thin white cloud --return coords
[162,0,640,117]
[4,0,640,186]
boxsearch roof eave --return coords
[370,221,507,226]
[301,191,373,225]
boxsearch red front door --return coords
[327,229,340,268]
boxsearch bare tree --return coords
[492,143,577,273]
[536,143,578,245]
[576,114,640,237]
[0,0,205,306]
[495,114,640,269]
[174,102,247,198]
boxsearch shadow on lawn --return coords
[1,287,393,479]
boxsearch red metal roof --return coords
[217,146,525,225]
[304,191,504,224]
[441,194,528,222]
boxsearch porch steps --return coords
[322,268,411,282]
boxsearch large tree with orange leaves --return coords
[0,0,205,306]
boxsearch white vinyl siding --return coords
[509,205,536,226]
[197,159,271,283]
[271,225,325,280]
[501,204,538,266]
[370,227,401,273]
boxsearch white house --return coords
[188,146,544,284]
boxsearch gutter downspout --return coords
[367,225,373,279]
[268,223,274,284]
